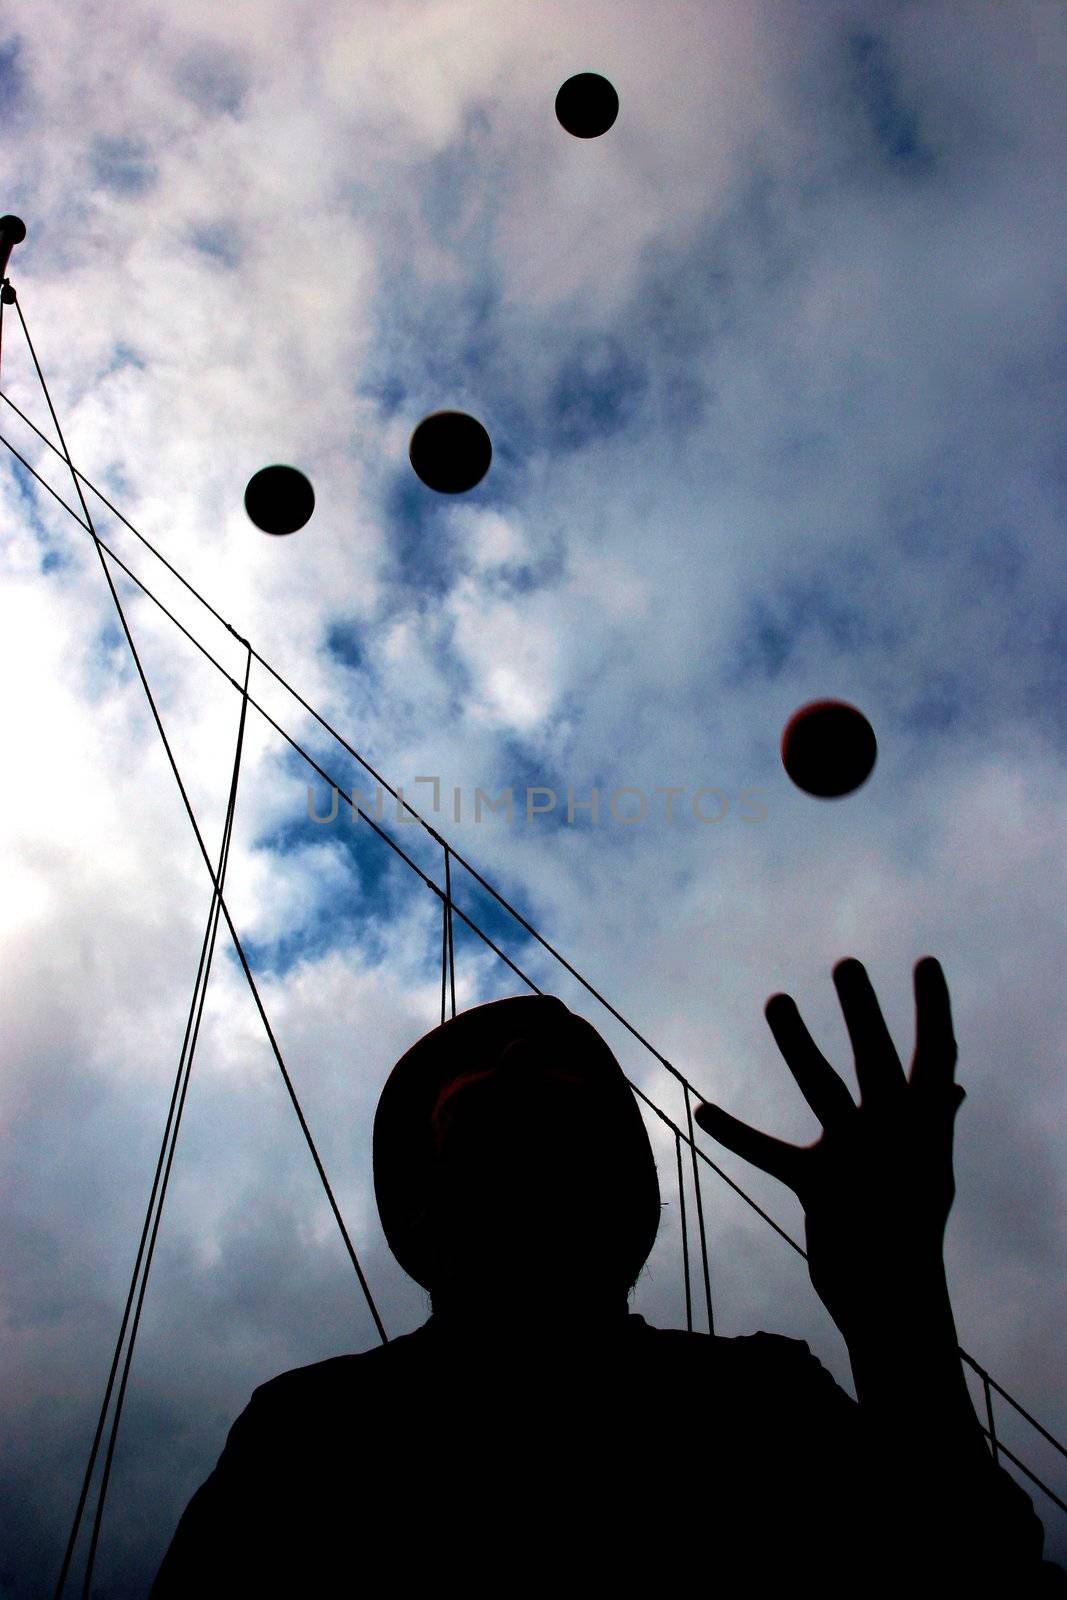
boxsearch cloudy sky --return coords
[1,0,1065,1591]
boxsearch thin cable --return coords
[0,433,244,685]
[12,304,388,1351]
[6,349,1067,1491]
[684,1082,714,1335]
[983,1373,999,1467]
[676,1131,692,1335]
[624,1075,804,1254]
[974,1431,1067,1518]
[440,892,449,1027]
[958,1352,1067,1463]
[53,649,252,1600]
[1,386,241,649]
[444,845,456,1020]
[79,645,253,1599]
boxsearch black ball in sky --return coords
[781,700,878,799]
[244,465,315,535]
[409,411,492,494]
[555,73,619,139]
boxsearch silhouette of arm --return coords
[694,957,1066,1586]
[745,1328,1061,1587]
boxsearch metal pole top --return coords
[0,215,27,282]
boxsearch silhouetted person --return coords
[150,962,1066,1594]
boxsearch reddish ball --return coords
[781,699,877,799]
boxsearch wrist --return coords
[826,1251,951,1336]
[839,1279,990,1459]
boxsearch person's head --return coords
[373,996,661,1317]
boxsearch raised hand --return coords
[693,957,966,1336]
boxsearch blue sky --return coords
[1,0,1066,1592]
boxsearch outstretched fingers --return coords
[910,955,962,1102]
[832,958,907,1106]
[764,993,856,1130]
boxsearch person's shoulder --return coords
[634,1319,851,1399]
[243,1323,430,1417]
[632,1318,860,1453]
[633,1316,818,1364]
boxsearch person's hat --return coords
[372,994,661,1292]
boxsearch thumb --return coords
[693,1102,803,1189]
